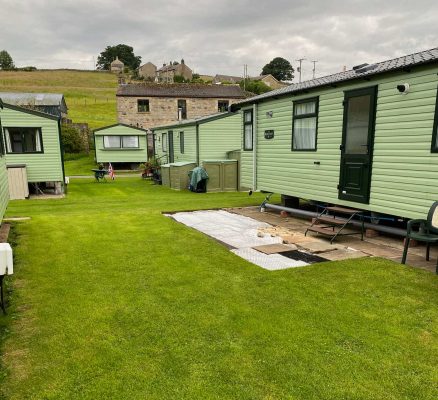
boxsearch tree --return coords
[0,50,15,70]
[261,57,294,81]
[239,79,272,95]
[96,44,141,71]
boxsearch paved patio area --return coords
[228,207,437,274]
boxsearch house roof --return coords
[93,123,148,135]
[213,74,243,83]
[111,57,124,66]
[250,74,280,83]
[0,92,67,108]
[231,47,438,109]
[116,83,247,99]
[157,64,177,73]
[151,112,238,131]
[139,62,157,69]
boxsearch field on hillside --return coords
[0,69,118,130]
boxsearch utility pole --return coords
[243,64,248,91]
[296,58,306,83]
[311,60,318,79]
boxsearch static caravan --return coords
[94,124,148,169]
[152,112,242,191]
[1,103,64,198]
[152,112,241,164]
[0,99,9,221]
[231,48,438,220]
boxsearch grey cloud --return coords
[0,0,437,80]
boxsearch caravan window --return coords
[4,127,43,153]
[431,89,438,152]
[180,132,184,154]
[103,135,139,148]
[162,133,167,152]
[292,98,319,151]
[243,110,253,150]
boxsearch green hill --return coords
[0,69,118,130]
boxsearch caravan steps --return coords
[305,205,364,243]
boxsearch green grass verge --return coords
[0,179,437,399]
[0,70,118,130]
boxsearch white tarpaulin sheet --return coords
[170,210,308,270]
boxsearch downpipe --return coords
[262,202,407,237]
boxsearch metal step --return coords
[306,226,339,236]
[317,215,347,226]
[325,206,360,214]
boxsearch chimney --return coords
[163,63,166,67]
[181,58,185,65]
[342,65,346,72]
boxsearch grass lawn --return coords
[64,153,97,176]
[1,179,437,399]
[0,70,118,130]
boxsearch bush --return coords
[174,75,189,83]
[61,124,85,153]
[239,79,272,94]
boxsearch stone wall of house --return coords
[139,63,157,80]
[175,63,192,80]
[117,96,240,129]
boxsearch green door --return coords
[168,131,174,163]
[338,86,377,204]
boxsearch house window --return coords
[138,99,150,113]
[103,135,139,148]
[292,98,318,151]
[431,89,438,152]
[243,110,253,151]
[218,100,229,112]
[180,132,184,154]
[177,99,187,119]
[4,127,43,153]
[162,133,167,152]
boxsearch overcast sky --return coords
[1,0,437,81]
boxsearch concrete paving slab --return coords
[231,248,308,270]
[252,243,298,254]
[322,249,368,261]
[297,240,343,254]
[229,206,438,273]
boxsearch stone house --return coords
[110,57,124,73]
[157,59,193,82]
[138,62,157,80]
[117,83,247,129]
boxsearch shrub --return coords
[61,124,85,153]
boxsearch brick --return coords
[365,229,380,238]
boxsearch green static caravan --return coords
[0,99,9,222]
[152,112,241,165]
[231,48,438,220]
[94,124,148,169]
[1,103,65,197]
